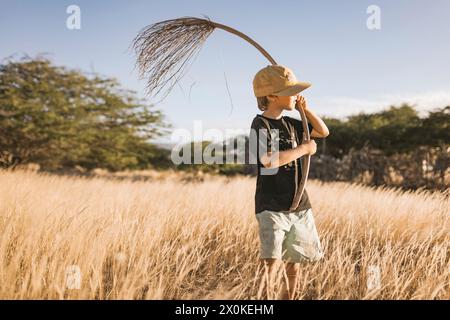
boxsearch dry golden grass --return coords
[0,169,448,299]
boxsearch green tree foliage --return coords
[323,104,449,157]
[411,106,450,147]
[0,56,170,171]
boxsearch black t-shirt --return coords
[249,114,314,214]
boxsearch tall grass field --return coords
[0,170,448,299]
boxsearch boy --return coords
[249,64,330,300]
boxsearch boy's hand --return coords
[295,95,309,112]
[303,139,317,155]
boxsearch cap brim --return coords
[272,81,312,96]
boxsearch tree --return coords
[0,56,170,171]
[323,104,449,157]
[411,105,450,147]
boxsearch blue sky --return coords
[1,0,449,143]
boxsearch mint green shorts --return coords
[255,208,324,263]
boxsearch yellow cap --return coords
[253,64,311,97]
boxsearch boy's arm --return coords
[296,96,330,138]
[260,144,313,169]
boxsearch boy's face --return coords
[268,94,298,111]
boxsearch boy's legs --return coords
[281,262,300,300]
[256,259,300,300]
[257,258,281,300]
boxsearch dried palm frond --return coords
[131,16,277,101]
[132,16,214,100]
